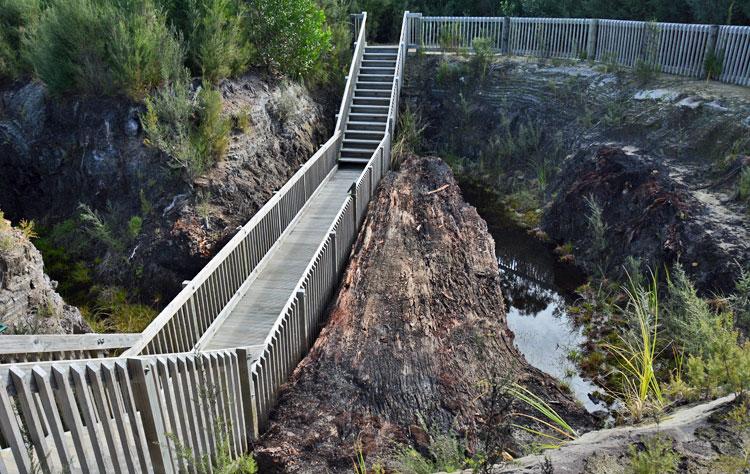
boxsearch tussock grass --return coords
[508,383,578,447]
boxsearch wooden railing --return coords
[0,333,139,364]
[0,10,411,471]
[405,13,750,86]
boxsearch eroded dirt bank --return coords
[254,155,590,473]
[403,55,750,294]
[0,73,327,310]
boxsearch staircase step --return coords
[350,105,389,114]
[359,67,395,75]
[356,82,392,90]
[362,60,396,68]
[363,53,397,61]
[345,130,385,141]
[348,112,388,123]
[343,138,382,148]
[354,88,391,97]
[365,46,399,53]
[340,148,377,159]
[338,156,372,165]
[346,121,387,131]
[358,74,394,82]
[353,97,390,106]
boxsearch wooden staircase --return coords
[339,45,398,165]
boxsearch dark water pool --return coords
[461,180,606,413]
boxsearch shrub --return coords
[87,286,157,332]
[628,435,679,474]
[25,0,182,98]
[686,318,750,396]
[704,48,724,81]
[159,0,252,83]
[142,78,231,180]
[470,37,493,81]
[731,266,750,331]
[0,0,40,80]
[248,0,332,77]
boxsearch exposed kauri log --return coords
[255,156,588,472]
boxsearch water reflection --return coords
[499,255,604,413]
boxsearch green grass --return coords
[508,383,578,448]
[738,166,750,201]
[603,271,664,421]
[628,435,678,474]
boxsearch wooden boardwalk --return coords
[203,167,362,350]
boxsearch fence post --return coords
[415,13,423,50]
[235,348,259,443]
[502,17,511,54]
[349,182,357,229]
[705,24,720,79]
[330,232,338,275]
[127,358,174,474]
[586,19,599,60]
[297,290,308,352]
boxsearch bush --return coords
[142,77,230,180]
[704,48,724,81]
[25,0,182,98]
[738,166,750,201]
[249,0,332,77]
[470,37,493,81]
[628,435,679,474]
[0,0,40,80]
[159,0,252,83]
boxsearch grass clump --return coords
[508,383,578,448]
[392,105,426,164]
[737,166,750,201]
[470,37,493,82]
[142,78,231,180]
[25,0,183,98]
[603,271,665,421]
[396,435,467,474]
[628,435,679,474]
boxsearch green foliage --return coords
[352,440,385,474]
[508,383,578,447]
[686,320,750,396]
[603,271,665,421]
[249,0,331,77]
[470,37,493,81]
[628,435,679,474]
[584,195,609,277]
[731,266,750,331]
[159,0,252,83]
[396,435,467,474]
[85,286,157,332]
[392,105,426,163]
[704,48,724,81]
[142,78,230,180]
[127,216,143,240]
[79,204,123,253]
[25,0,183,98]
[0,0,40,80]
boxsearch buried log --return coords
[254,155,590,473]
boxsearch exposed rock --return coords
[0,71,328,304]
[542,145,750,292]
[0,221,89,334]
[440,395,743,474]
[254,156,590,473]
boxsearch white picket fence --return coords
[405,13,750,86]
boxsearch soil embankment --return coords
[403,55,750,294]
[0,73,328,309]
[254,155,590,473]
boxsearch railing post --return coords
[296,290,308,352]
[586,19,599,60]
[127,358,174,474]
[235,348,259,443]
[705,24,720,79]
[349,183,357,228]
[415,13,423,50]
[502,17,511,54]
[329,232,338,274]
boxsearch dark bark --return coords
[254,155,589,473]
